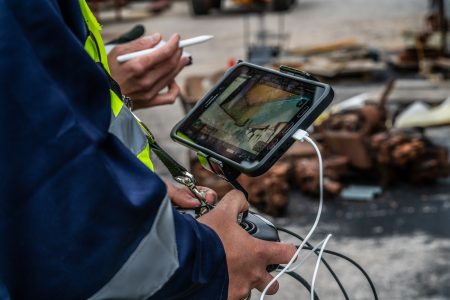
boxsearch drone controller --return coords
[179,207,279,272]
[179,209,279,242]
[240,211,279,242]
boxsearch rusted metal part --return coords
[370,130,450,185]
[188,84,449,216]
[371,131,426,166]
[323,131,373,169]
[324,156,350,180]
[291,156,346,196]
[240,162,291,216]
[282,141,324,159]
[378,78,396,109]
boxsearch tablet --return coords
[171,62,334,176]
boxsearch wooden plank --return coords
[368,80,450,105]
[286,38,359,56]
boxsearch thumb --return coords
[114,33,162,55]
[261,241,297,265]
[214,190,249,220]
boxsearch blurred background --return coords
[90,0,450,299]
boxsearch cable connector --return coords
[292,129,309,142]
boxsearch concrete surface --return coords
[99,1,450,299]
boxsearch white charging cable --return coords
[287,233,332,273]
[310,234,332,300]
[259,129,329,300]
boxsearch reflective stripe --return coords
[79,0,110,72]
[79,0,154,171]
[137,143,154,171]
[88,195,179,300]
[108,106,147,156]
[84,35,99,62]
[110,90,123,117]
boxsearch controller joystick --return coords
[179,209,279,242]
[239,212,279,242]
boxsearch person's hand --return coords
[198,190,296,300]
[166,181,217,208]
[108,33,190,110]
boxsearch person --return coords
[0,1,296,299]
[108,31,218,209]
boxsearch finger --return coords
[124,51,181,99]
[141,90,177,108]
[113,33,162,55]
[178,55,191,69]
[172,195,201,208]
[260,242,297,265]
[128,47,182,98]
[255,273,279,295]
[142,58,184,100]
[136,82,180,109]
[172,55,190,77]
[198,186,218,204]
[166,183,202,208]
[134,33,181,72]
[215,190,249,218]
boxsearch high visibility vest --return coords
[79,0,154,171]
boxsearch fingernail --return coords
[144,33,161,42]
[207,191,218,203]
[190,197,201,205]
[171,33,180,41]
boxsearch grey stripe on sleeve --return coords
[108,107,148,156]
[88,195,179,300]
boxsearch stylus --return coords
[116,35,214,63]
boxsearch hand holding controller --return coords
[240,212,279,242]
[179,208,279,242]
[170,179,278,242]
[197,190,296,300]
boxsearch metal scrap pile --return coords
[191,99,450,216]
[317,103,449,183]
[183,44,450,216]
[371,130,450,184]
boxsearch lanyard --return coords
[85,19,213,216]
[129,103,214,216]
[98,62,213,215]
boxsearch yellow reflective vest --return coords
[79,0,154,171]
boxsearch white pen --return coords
[116,35,214,63]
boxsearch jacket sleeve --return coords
[0,1,227,299]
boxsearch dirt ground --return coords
[99,1,450,299]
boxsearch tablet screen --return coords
[176,66,325,166]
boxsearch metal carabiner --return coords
[174,172,212,216]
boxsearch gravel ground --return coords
[99,1,450,299]
[257,177,450,299]
[102,0,428,74]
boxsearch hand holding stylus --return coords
[116,35,214,63]
[108,33,189,109]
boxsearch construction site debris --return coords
[340,185,382,201]
[395,97,450,128]
[188,76,450,216]
[275,40,385,81]
[182,20,450,215]
[239,162,291,216]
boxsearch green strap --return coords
[137,120,189,178]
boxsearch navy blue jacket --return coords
[0,1,228,299]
